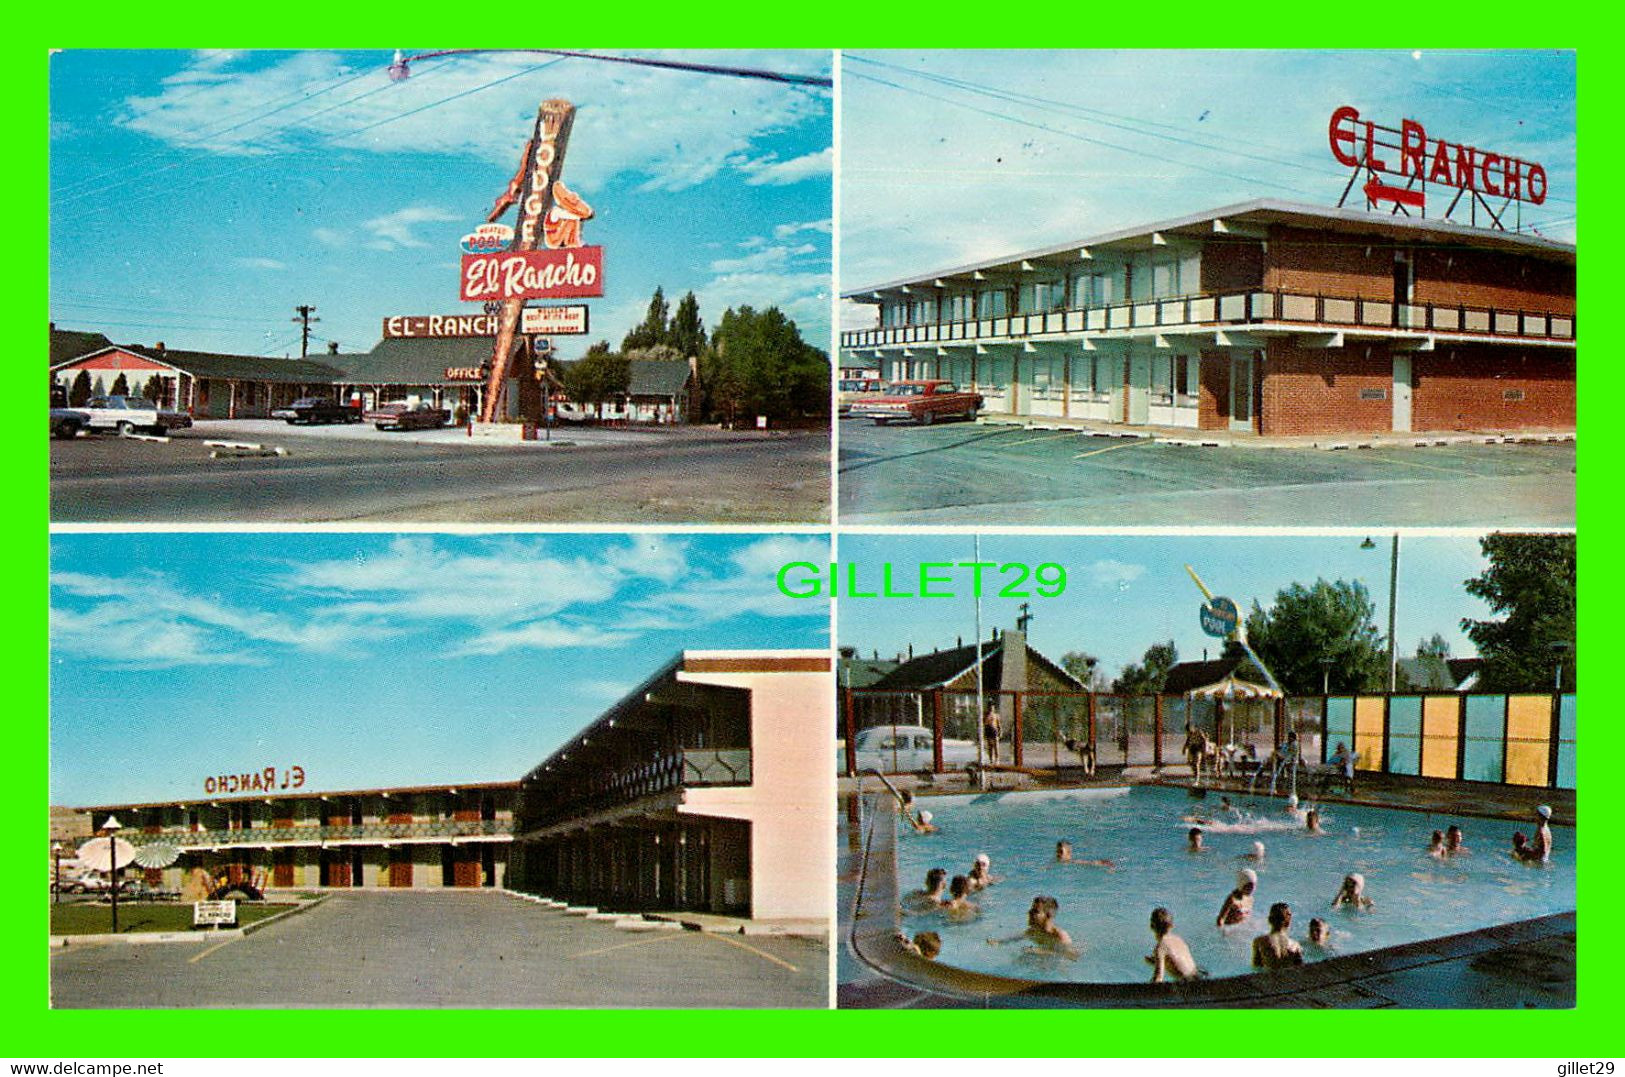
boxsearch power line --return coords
[394,47,831,88]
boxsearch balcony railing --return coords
[143,818,513,848]
[842,290,1576,350]
[520,747,753,831]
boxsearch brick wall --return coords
[1411,346,1575,431]
[1263,226,1393,298]
[1200,238,1264,294]
[1198,349,1231,431]
[1260,342,1395,436]
[1412,248,1574,316]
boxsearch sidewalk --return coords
[975,414,1576,450]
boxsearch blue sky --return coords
[49,531,829,805]
[841,49,1576,327]
[49,49,831,359]
[837,532,1501,679]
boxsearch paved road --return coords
[51,427,829,524]
[838,419,1574,526]
[51,891,829,1009]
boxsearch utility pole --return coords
[291,305,321,358]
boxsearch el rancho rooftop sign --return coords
[1329,105,1548,209]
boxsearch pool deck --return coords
[838,775,1575,1009]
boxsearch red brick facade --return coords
[1411,346,1575,431]
[1260,342,1395,437]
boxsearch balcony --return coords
[520,748,753,831]
[841,290,1576,350]
[144,818,513,849]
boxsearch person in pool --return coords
[1217,869,1257,927]
[1529,805,1555,863]
[1306,917,1333,953]
[1284,794,1305,820]
[910,809,937,834]
[896,930,942,959]
[1427,831,1448,858]
[1054,839,1115,868]
[1445,824,1467,855]
[1512,831,1538,862]
[1146,907,1203,983]
[967,853,1000,891]
[1251,902,1305,969]
[1305,808,1325,835]
[942,875,980,919]
[904,867,949,910]
[1188,827,1206,853]
[1027,896,1078,956]
[1332,872,1375,911]
[1239,840,1267,863]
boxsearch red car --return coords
[849,380,983,426]
[363,402,450,431]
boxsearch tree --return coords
[669,291,707,359]
[1415,633,1452,660]
[1060,651,1107,692]
[1112,641,1178,695]
[1244,579,1387,694]
[69,370,91,406]
[621,286,670,352]
[625,343,684,364]
[701,305,830,424]
[562,349,629,421]
[1462,533,1576,692]
[110,373,129,397]
[141,376,167,405]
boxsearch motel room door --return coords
[1229,354,1255,433]
[1392,355,1413,432]
[388,849,412,887]
[1125,353,1151,425]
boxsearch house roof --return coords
[868,637,1083,692]
[628,359,691,397]
[50,327,115,366]
[53,344,344,384]
[839,655,900,689]
[844,197,1576,298]
[332,336,518,386]
[1397,655,1459,691]
[1162,657,1250,696]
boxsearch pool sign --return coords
[1199,596,1240,638]
[1329,105,1548,209]
[460,223,514,254]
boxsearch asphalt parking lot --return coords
[837,419,1575,526]
[50,891,829,1009]
[50,422,829,523]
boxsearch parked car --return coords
[839,723,981,773]
[50,407,91,439]
[271,398,360,425]
[80,395,193,435]
[837,378,884,415]
[848,380,983,426]
[364,401,451,431]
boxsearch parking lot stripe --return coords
[1072,439,1150,460]
[1361,452,1485,477]
[187,937,238,964]
[706,931,799,973]
[570,931,693,960]
[993,430,1087,450]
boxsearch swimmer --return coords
[1027,896,1079,957]
[896,929,942,959]
[1445,824,1467,855]
[1332,872,1375,911]
[1239,840,1266,863]
[1284,794,1304,820]
[911,809,937,835]
[1427,831,1447,859]
[1305,808,1324,835]
[1306,917,1332,952]
[1055,840,1114,868]
[1512,831,1536,862]
[1529,806,1554,863]
[967,853,1000,891]
[1188,827,1205,853]
[904,867,949,910]
[1146,906,1203,983]
[1219,796,1236,815]
[1217,868,1257,927]
[1251,902,1305,969]
[942,875,980,919]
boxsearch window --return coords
[944,292,974,322]
[1032,279,1067,313]
[976,288,1010,319]
[1151,355,1174,405]
[910,297,937,324]
[882,302,907,327]
[1176,356,1199,406]
[1073,269,1120,309]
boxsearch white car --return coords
[840,723,981,773]
[81,395,193,435]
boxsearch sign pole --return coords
[479,100,577,424]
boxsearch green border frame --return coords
[17,25,1615,1058]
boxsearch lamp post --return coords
[1361,535,1400,693]
[1551,640,1573,694]
[1319,656,1335,697]
[102,815,123,935]
[52,841,62,904]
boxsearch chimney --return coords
[957,635,963,648]
[155,341,166,353]
[907,644,913,659]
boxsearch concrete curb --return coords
[977,416,1575,452]
[49,895,327,948]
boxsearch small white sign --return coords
[194,900,238,927]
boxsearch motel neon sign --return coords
[1328,105,1548,209]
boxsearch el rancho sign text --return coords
[204,765,306,796]
[1329,105,1548,205]
[460,248,604,302]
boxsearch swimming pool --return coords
[893,785,1575,984]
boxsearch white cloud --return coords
[1084,560,1146,588]
[312,227,345,247]
[235,256,285,270]
[451,621,635,657]
[736,146,833,186]
[773,218,831,240]
[361,205,458,251]
[708,243,816,274]
[625,535,831,628]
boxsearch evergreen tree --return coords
[110,373,130,397]
[69,370,92,406]
[701,305,831,424]
[562,350,630,421]
[1245,579,1388,693]
[621,287,670,352]
[1111,641,1179,695]
[141,376,166,405]
[669,291,708,359]
[1462,533,1576,692]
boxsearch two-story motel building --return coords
[841,199,1574,437]
[74,649,832,921]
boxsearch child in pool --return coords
[1332,872,1375,911]
[896,930,942,959]
[904,867,949,910]
[1239,840,1266,862]
[1188,827,1205,853]
[1055,839,1115,868]
[1445,824,1467,855]
[1305,808,1325,834]
[967,853,1000,891]
[1251,902,1305,969]
[1146,906,1203,983]
[942,875,980,919]
[1427,831,1447,858]
[1217,869,1257,927]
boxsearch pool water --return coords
[893,785,1575,983]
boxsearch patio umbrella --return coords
[1186,675,1283,745]
[133,843,180,869]
[76,835,137,873]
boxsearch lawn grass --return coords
[50,902,295,935]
